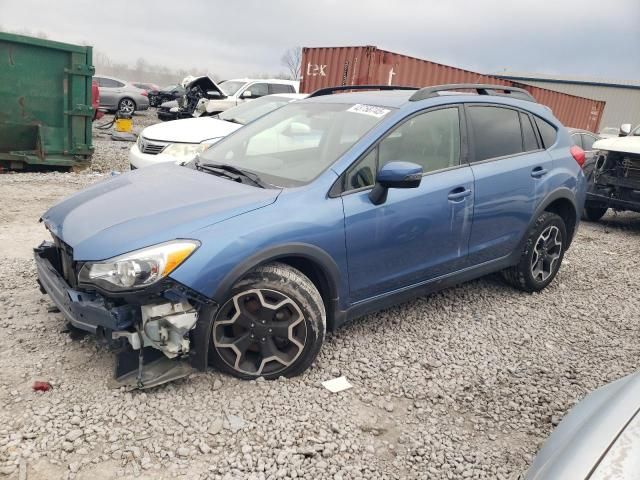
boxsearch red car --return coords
[92,80,104,121]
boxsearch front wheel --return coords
[502,212,567,292]
[208,263,326,380]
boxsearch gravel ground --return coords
[90,110,159,173]
[0,113,639,479]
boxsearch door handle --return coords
[448,187,472,201]
[531,167,548,178]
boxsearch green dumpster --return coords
[0,32,94,170]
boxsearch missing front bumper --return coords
[34,241,205,389]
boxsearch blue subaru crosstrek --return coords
[35,84,587,387]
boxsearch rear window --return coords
[534,116,557,149]
[571,134,583,148]
[468,106,523,162]
[582,134,597,150]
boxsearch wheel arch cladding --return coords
[543,197,577,247]
[211,244,341,330]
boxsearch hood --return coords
[526,371,640,479]
[186,75,225,99]
[593,136,640,155]
[42,163,280,260]
[141,117,242,143]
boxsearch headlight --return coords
[78,240,200,291]
[163,143,212,162]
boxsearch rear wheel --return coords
[209,263,326,380]
[502,212,566,292]
[582,204,608,222]
[118,97,136,114]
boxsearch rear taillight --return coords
[570,145,586,168]
[141,90,148,97]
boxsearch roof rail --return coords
[307,84,419,98]
[409,83,536,102]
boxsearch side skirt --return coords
[333,255,515,329]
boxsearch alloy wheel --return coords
[213,289,307,376]
[119,98,135,114]
[530,225,563,282]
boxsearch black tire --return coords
[208,262,326,380]
[582,204,608,222]
[502,212,567,293]
[117,97,136,114]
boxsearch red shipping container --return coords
[300,46,604,132]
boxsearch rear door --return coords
[466,104,553,263]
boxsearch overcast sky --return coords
[1,0,639,80]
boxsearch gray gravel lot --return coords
[0,111,639,479]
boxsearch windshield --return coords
[219,81,246,96]
[199,101,394,187]
[218,96,294,125]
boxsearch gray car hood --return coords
[526,371,640,479]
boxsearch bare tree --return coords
[281,47,302,80]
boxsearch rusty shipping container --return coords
[301,46,605,131]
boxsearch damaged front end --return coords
[588,149,640,213]
[34,238,213,389]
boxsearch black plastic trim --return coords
[211,243,342,306]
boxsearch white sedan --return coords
[129,93,307,169]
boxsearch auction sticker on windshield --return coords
[347,104,391,118]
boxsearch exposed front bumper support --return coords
[34,242,202,389]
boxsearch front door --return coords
[341,106,474,302]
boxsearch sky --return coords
[1,0,639,81]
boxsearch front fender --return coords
[209,243,341,305]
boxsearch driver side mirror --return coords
[206,90,222,98]
[241,90,252,98]
[369,161,423,205]
[619,123,632,136]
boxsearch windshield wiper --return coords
[195,160,267,188]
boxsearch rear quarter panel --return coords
[544,126,586,221]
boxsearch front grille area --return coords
[52,236,77,287]
[622,156,640,182]
[139,137,168,155]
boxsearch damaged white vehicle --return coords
[130,93,307,169]
[582,123,640,220]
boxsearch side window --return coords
[247,83,269,98]
[345,149,377,190]
[520,113,539,151]
[269,83,294,94]
[94,77,104,87]
[571,134,583,148]
[582,134,597,151]
[100,78,120,88]
[534,116,557,149]
[341,108,461,193]
[378,108,461,173]
[468,106,522,162]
